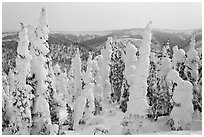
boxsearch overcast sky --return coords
[2,2,202,32]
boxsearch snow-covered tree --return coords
[167,69,193,130]
[118,42,138,113]
[185,35,201,113]
[2,75,10,99]
[53,63,68,97]
[148,46,173,120]
[2,75,13,134]
[172,45,186,71]
[92,57,103,115]
[123,42,138,86]
[185,35,199,81]
[100,38,112,104]
[158,46,172,78]
[7,23,33,135]
[28,7,51,135]
[109,41,125,103]
[7,70,15,100]
[127,22,152,115]
[80,53,95,123]
[72,48,85,130]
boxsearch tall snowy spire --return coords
[39,7,48,27]
[186,35,199,80]
[9,23,32,135]
[127,22,152,115]
[30,7,51,135]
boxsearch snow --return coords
[2,7,202,135]
[77,108,125,135]
[152,131,202,135]
[167,70,194,130]
[100,38,112,104]
[186,35,199,80]
[172,45,186,69]
[127,22,152,116]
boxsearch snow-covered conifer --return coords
[167,69,193,130]
[28,7,51,135]
[158,46,172,77]
[172,46,186,70]
[72,48,86,130]
[53,64,67,97]
[185,35,199,81]
[101,37,112,103]
[123,42,138,86]
[8,23,32,135]
[7,70,15,100]
[127,22,152,115]
[80,53,95,122]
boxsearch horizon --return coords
[2,27,202,34]
[3,2,202,32]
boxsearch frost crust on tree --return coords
[167,70,193,130]
[127,22,152,115]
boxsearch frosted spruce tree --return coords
[159,46,172,78]
[72,48,85,130]
[185,35,199,81]
[147,53,161,120]
[153,46,173,118]
[127,22,152,115]
[80,53,95,123]
[123,42,138,86]
[167,70,194,130]
[2,75,9,99]
[117,42,137,113]
[7,70,15,100]
[185,35,201,113]
[8,23,33,135]
[28,7,51,135]
[2,75,14,134]
[101,38,112,104]
[109,41,125,103]
[172,45,186,71]
[92,56,103,115]
[46,61,60,126]
[53,63,67,97]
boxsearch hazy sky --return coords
[2,2,202,32]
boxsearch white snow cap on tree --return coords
[186,35,199,79]
[172,45,186,69]
[94,55,103,77]
[187,35,198,59]
[159,46,172,77]
[167,69,193,129]
[38,7,49,36]
[27,25,37,42]
[53,63,68,97]
[53,63,61,75]
[125,42,138,66]
[124,42,138,85]
[16,22,32,83]
[167,69,180,83]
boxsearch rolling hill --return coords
[2,28,202,74]
[2,28,202,52]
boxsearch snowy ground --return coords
[64,106,202,135]
[152,131,202,135]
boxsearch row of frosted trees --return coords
[2,8,202,135]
